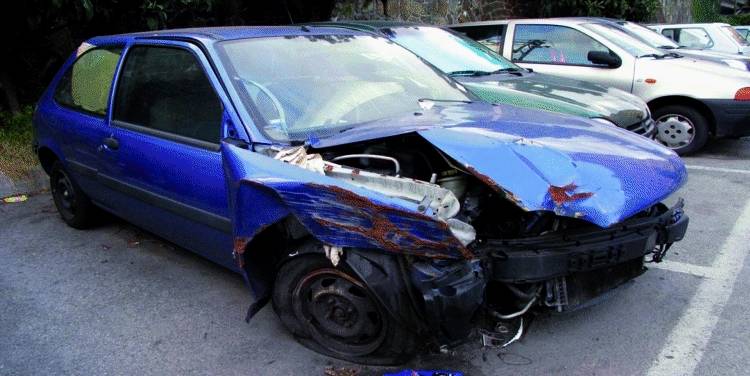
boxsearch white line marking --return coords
[649,260,718,279]
[686,165,750,174]
[648,198,750,376]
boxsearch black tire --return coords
[50,161,98,229]
[272,253,417,365]
[651,104,710,155]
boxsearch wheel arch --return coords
[235,217,425,332]
[647,96,717,135]
[37,146,61,175]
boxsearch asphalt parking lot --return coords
[2,138,749,376]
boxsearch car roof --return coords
[86,25,372,46]
[650,23,731,28]
[304,20,427,33]
[448,17,603,28]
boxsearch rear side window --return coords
[54,47,122,116]
[113,46,223,144]
[451,25,505,53]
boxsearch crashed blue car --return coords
[33,26,689,365]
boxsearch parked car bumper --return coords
[704,99,750,137]
[625,117,657,138]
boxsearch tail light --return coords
[735,87,750,101]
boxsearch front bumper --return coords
[483,200,688,283]
[624,117,657,138]
[704,99,750,138]
[406,201,688,343]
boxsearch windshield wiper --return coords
[639,53,666,59]
[447,70,494,76]
[492,67,524,74]
[418,98,473,104]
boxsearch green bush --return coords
[692,0,721,22]
[540,0,662,21]
[726,13,750,26]
[0,107,39,179]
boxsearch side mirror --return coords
[587,50,622,68]
[526,68,534,73]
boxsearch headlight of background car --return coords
[722,59,750,71]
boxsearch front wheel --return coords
[272,253,417,365]
[652,105,710,155]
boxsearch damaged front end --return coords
[223,107,689,352]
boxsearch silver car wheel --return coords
[655,114,695,149]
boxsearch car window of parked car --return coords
[450,25,505,53]
[661,28,713,49]
[737,28,750,41]
[583,23,663,56]
[112,46,223,144]
[511,24,610,66]
[721,25,750,46]
[617,21,679,49]
[217,35,471,143]
[385,26,518,74]
[54,47,122,116]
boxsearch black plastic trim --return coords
[482,202,689,283]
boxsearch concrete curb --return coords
[0,166,48,199]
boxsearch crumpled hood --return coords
[457,72,648,128]
[312,102,686,228]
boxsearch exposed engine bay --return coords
[266,134,592,245]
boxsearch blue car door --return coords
[97,41,238,269]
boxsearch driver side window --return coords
[113,46,223,144]
[512,24,610,66]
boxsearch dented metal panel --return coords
[222,143,472,260]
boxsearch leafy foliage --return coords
[539,0,662,21]
[0,107,38,178]
[692,0,720,22]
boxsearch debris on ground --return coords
[383,370,464,376]
[323,366,359,376]
[2,194,28,203]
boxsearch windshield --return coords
[384,26,518,74]
[617,21,679,49]
[218,35,471,142]
[721,25,750,46]
[583,22,664,57]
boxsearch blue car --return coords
[33,26,689,365]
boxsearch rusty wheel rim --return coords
[292,268,386,357]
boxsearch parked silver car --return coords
[649,23,750,55]
[451,18,750,154]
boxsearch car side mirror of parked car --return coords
[587,51,622,68]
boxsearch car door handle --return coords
[101,137,119,151]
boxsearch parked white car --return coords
[450,18,750,154]
[606,19,750,71]
[649,23,750,55]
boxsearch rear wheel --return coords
[652,104,709,155]
[272,253,417,365]
[50,161,98,229]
